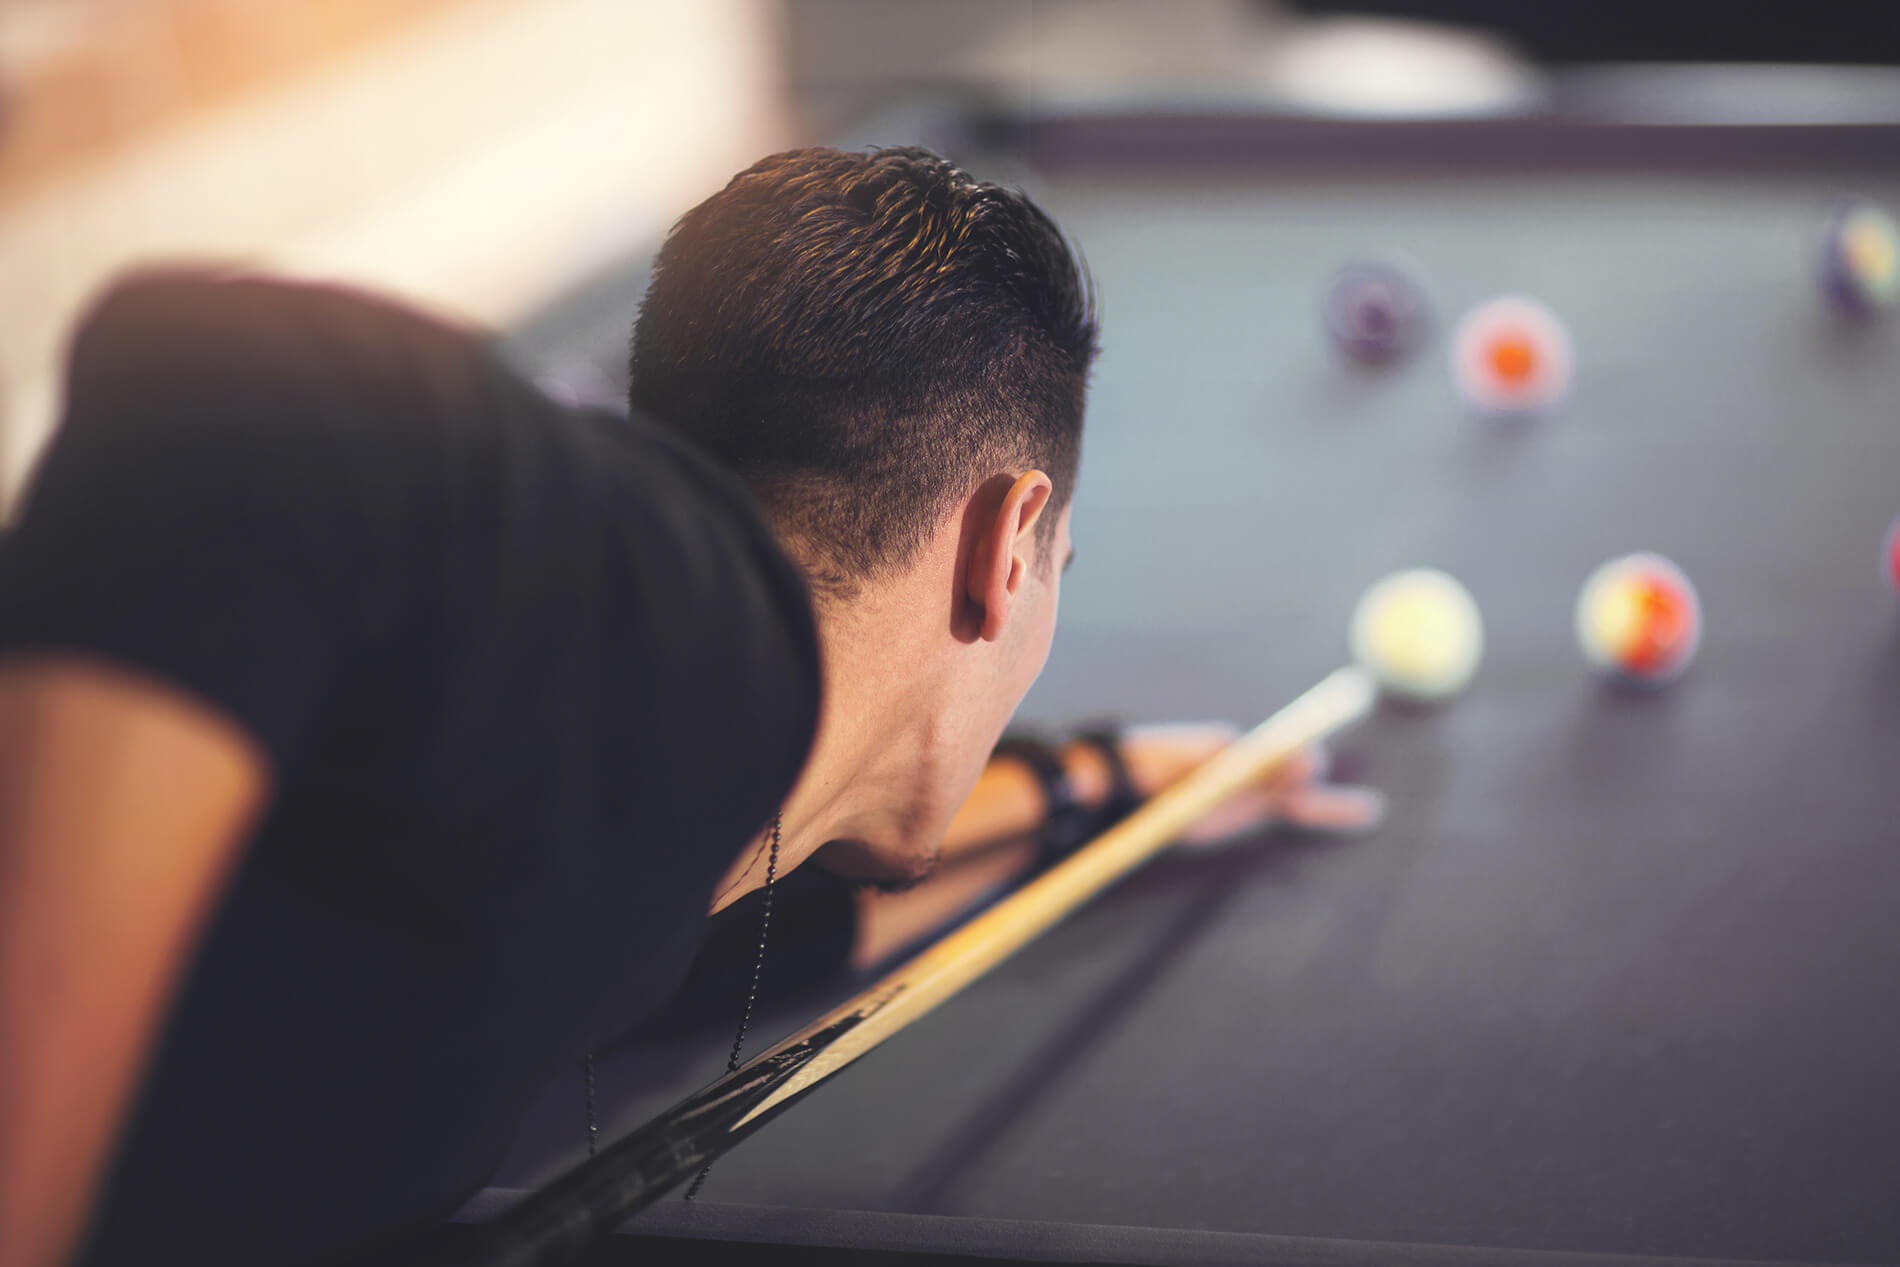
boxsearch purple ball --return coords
[1324,260,1429,364]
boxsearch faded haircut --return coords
[630,146,1098,599]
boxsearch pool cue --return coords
[448,664,1379,1267]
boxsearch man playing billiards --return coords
[0,146,1376,1267]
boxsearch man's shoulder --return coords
[73,269,480,358]
[67,270,496,424]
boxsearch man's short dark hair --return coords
[630,146,1098,599]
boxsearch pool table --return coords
[478,78,1900,1267]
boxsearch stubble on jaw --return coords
[811,835,943,895]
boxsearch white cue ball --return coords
[1350,568,1485,703]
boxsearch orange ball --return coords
[1451,296,1573,415]
[1486,332,1537,384]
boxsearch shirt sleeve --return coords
[0,273,410,769]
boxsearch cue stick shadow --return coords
[888,835,1316,1215]
[512,842,1310,1198]
[1283,714,1454,1000]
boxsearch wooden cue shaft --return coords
[451,664,1377,1267]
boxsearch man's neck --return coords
[708,568,962,913]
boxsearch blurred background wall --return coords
[3,0,1894,510]
[0,0,790,508]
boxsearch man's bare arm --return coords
[850,728,1385,970]
[0,656,266,1267]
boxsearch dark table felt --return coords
[486,114,1900,1266]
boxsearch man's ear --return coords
[965,470,1053,643]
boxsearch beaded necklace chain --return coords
[581,811,782,1201]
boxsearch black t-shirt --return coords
[0,274,823,1266]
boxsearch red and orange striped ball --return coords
[1575,552,1701,686]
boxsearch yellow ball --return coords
[1841,204,1899,304]
[1350,568,1484,702]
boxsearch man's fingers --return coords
[1274,782,1387,833]
[1126,731,1383,850]
[1261,744,1386,831]
[1177,788,1281,847]
[1175,780,1386,849]
[1261,742,1326,791]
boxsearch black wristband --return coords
[991,734,1095,869]
[1072,725,1141,828]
